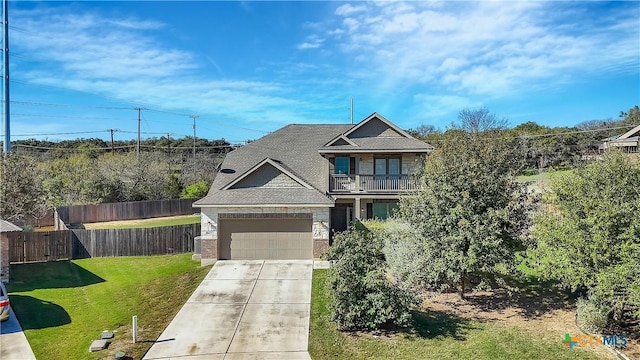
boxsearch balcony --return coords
[329,174,416,192]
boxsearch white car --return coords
[0,281,9,321]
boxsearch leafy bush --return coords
[181,181,210,199]
[397,124,530,297]
[576,298,609,334]
[380,220,428,290]
[533,151,640,319]
[326,224,416,330]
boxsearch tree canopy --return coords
[531,151,640,318]
[397,108,530,297]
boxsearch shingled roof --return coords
[194,114,434,207]
[0,219,23,232]
[318,113,434,153]
[194,124,352,206]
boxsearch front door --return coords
[330,204,353,241]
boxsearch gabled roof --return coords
[194,113,435,208]
[222,158,313,190]
[342,112,413,139]
[616,124,640,141]
[194,124,352,207]
[319,112,434,154]
[324,134,357,147]
[0,219,22,232]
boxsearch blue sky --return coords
[2,1,639,144]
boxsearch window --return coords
[372,201,399,220]
[374,157,401,175]
[389,158,400,175]
[335,157,349,174]
[332,156,356,174]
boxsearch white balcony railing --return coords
[329,174,415,192]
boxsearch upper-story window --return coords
[374,157,401,175]
[332,156,356,174]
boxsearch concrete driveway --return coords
[143,260,313,360]
[0,307,37,360]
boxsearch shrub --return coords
[325,224,416,331]
[381,220,427,290]
[533,151,640,319]
[576,297,609,334]
[181,181,210,199]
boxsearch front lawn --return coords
[309,269,607,360]
[7,254,211,360]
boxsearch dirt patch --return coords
[423,290,619,359]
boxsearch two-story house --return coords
[193,113,434,262]
[599,124,640,154]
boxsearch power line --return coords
[11,143,235,152]
[13,144,135,151]
[6,98,270,134]
[6,99,131,110]
[423,124,640,143]
[8,130,108,137]
[11,112,132,121]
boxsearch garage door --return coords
[218,218,313,260]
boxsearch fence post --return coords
[68,230,73,260]
[22,234,26,263]
[132,315,138,343]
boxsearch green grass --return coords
[7,254,211,360]
[309,269,602,360]
[82,214,200,229]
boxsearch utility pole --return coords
[190,115,198,160]
[134,107,145,159]
[2,0,10,155]
[350,98,353,125]
[166,133,171,177]
[109,129,117,153]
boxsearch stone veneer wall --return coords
[0,233,9,282]
[199,206,330,261]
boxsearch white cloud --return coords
[11,6,341,134]
[321,1,639,98]
[335,4,368,17]
[108,18,165,30]
[297,34,325,50]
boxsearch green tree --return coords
[40,153,111,206]
[162,173,183,199]
[397,108,530,298]
[181,181,210,199]
[531,151,640,319]
[0,154,50,227]
[325,225,415,330]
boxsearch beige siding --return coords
[349,118,403,138]
[231,163,302,189]
[359,154,374,174]
[402,154,421,175]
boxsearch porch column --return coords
[354,198,361,220]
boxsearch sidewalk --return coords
[0,307,37,360]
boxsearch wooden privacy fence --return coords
[8,231,71,263]
[7,223,199,263]
[55,199,196,226]
[71,223,198,258]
